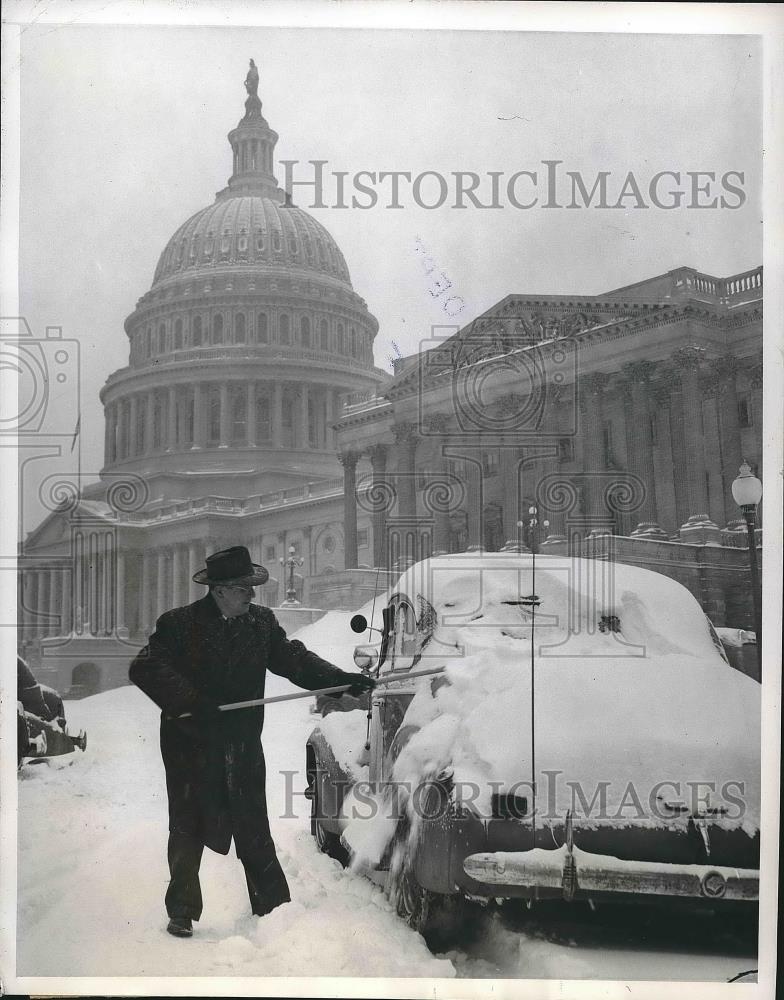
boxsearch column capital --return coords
[392,420,418,446]
[670,345,706,372]
[620,359,657,387]
[338,449,360,470]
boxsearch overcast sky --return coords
[15,23,761,532]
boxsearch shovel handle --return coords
[177,665,446,718]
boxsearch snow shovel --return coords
[178,665,446,718]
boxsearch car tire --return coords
[312,771,349,867]
[390,832,467,946]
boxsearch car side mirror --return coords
[350,614,368,634]
[353,644,379,671]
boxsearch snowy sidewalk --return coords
[17,680,452,978]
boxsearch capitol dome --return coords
[100,67,384,502]
[152,197,353,289]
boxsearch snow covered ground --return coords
[15,600,757,983]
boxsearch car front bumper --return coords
[463,844,759,901]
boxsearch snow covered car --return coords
[17,656,87,766]
[305,553,761,937]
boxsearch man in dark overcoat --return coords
[129,545,374,938]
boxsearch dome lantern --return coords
[217,57,285,202]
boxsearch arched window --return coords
[279,313,290,345]
[204,232,214,255]
[212,313,224,344]
[289,236,298,256]
[300,316,311,347]
[272,231,281,252]
[220,230,231,255]
[192,315,203,346]
[235,313,246,344]
[255,229,264,252]
[237,229,248,254]
[173,318,183,350]
[337,323,345,353]
[257,312,268,343]
[320,319,329,350]
[158,324,166,354]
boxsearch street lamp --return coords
[731,461,762,678]
[279,545,304,605]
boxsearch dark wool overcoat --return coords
[129,595,347,856]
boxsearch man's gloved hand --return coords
[338,672,377,698]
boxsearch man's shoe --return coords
[167,916,193,938]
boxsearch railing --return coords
[722,266,762,299]
[677,266,762,302]
[122,476,359,523]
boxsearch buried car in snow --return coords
[306,553,761,936]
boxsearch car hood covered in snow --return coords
[387,554,761,837]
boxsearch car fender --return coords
[307,728,354,836]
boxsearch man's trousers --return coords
[165,827,291,920]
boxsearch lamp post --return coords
[279,545,304,605]
[731,461,762,678]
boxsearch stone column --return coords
[104,408,113,466]
[393,421,419,519]
[649,370,678,534]
[621,361,657,528]
[36,569,47,637]
[167,386,177,451]
[671,347,710,520]
[578,373,609,530]
[699,372,727,528]
[47,567,58,636]
[368,444,389,568]
[272,381,283,448]
[142,549,155,631]
[192,382,204,449]
[219,384,230,447]
[339,451,359,569]
[157,549,167,618]
[116,402,127,460]
[116,548,126,630]
[749,355,763,460]
[188,541,201,603]
[61,559,72,634]
[93,548,107,635]
[136,394,146,455]
[300,385,310,448]
[330,390,342,449]
[247,382,257,447]
[129,394,138,457]
[171,545,184,608]
[711,356,744,524]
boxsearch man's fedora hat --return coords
[192,546,269,586]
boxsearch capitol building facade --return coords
[18,65,763,697]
